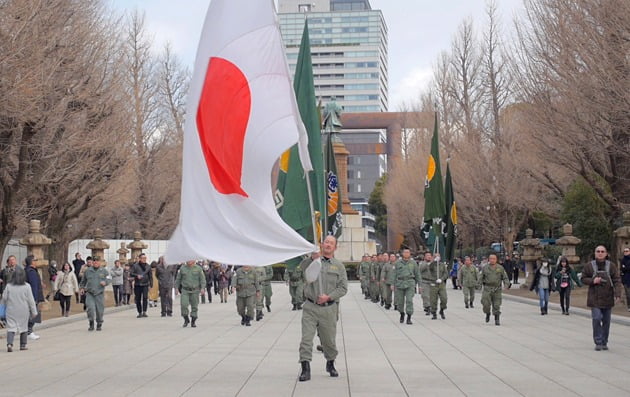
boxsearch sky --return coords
[109,0,525,109]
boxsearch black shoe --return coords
[183,315,190,327]
[470,302,474,308]
[602,344,608,350]
[380,300,384,306]
[595,345,603,351]
[96,323,102,331]
[142,312,148,318]
[241,316,246,325]
[316,345,324,352]
[431,312,437,320]
[406,314,412,325]
[385,304,391,310]
[266,304,271,313]
[256,310,263,321]
[485,313,490,323]
[465,303,469,309]
[191,317,197,328]
[137,313,143,318]
[299,361,311,382]
[296,303,302,310]
[167,312,173,317]
[541,308,545,315]
[161,313,166,317]
[245,316,251,326]
[399,312,405,323]
[439,309,445,319]
[495,314,500,326]
[326,360,339,377]
[292,304,297,311]
[88,321,94,331]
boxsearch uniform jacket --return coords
[109,266,124,286]
[175,264,205,292]
[358,261,370,282]
[235,267,260,297]
[256,266,273,286]
[80,266,111,295]
[54,271,79,296]
[418,261,432,282]
[581,260,622,308]
[284,265,303,287]
[300,257,347,303]
[393,259,420,289]
[480,264,510,289]
[553,265,582,290]
[369,261,380,282]
[0,283,37,333]
[381,262,395,285]
[457,265,479,288]
[130,262,153,287]
[427,261,449,284]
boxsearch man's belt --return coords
[398,276,413,280]
[307,298,335,306]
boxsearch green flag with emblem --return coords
[325,132,342,238]
[421,112,446,245]
[444,162,457,262]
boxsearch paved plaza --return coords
[1,282,629,397]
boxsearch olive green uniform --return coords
[235,267,260,322]
[418,261,432,313]
[428,261,449,314]
[359,261,371,298]
[458,265,480,307]
[80,266,111,327]
[299,256,347,362]
[393,258,420,315]
[256,265,273,311]
[480,264,510,316]
[284,265,304,309]
[380,261,395,308]
[369,260,380,302]
[175,264,206,318]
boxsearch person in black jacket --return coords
[130,253,153,318]
[530,259,555,315]
[24,255,44,339]
[620,247,630,311]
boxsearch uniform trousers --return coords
[299,301,339,362]
[482,286,502,315]
[430,283,447,312]
[237,295,255,318]
[86,292,104,324]
[396,286,414,315]
[180,289,199,317]
[462,286,476,305]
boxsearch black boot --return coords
[292,304,297,311]
[96,323,102,331]
[465,302,469,309]
[326,360,339,377]
[425,307,430,316]
[544,304,548,315]
[241,316,246,325]
[495,314,501,326]
[183,315,190,328]
[296,303,302,310]
[399,312,405,323]
[431,312,437,320]
[406,314,413,325]
[485,313,490,323]
[256,310,263,321]
[299,361,311,382]
[88,321,94,331]
[541,307,545,315]
[470,301,474,308]
[245,315,252,326]
[266,304,271,313]
[191,317,197,328]
[439,309,445,319]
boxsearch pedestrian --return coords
[218,264,231,303]
[79,256,111,331]
[0,255,18,297]
[418,251,433,315]
[380,253,396,310]
[130,253,152,318]
[393,248,420,325]
[619,247,630,311]
[156,256,177,317]
[54,263,79,317]
[255,265,273,320]
[298,235,347,382]
[502,255,514,286]
[284,262,304,310]
[457,256,479,308]
[24,255,44,340]
[581,245,623,351]
[122,263,133,305]
[449,259,459,290]
[1,266,38,352]
[368,254,380,303]
[234,265,260,326]
[554,256,582,315]
[148,261,159,308]
[358,255,370,300]
[212,262,221,296]
[175,259,206,328]
[79,257,93,311]
[45,260,58,301]
[72,252,85,303]
[530,259,555,315]
[480,253,511,325]
[110,260,124,307]
[428,253,449,320]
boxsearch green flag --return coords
[275,20,324,266]
[444,162,458,262]
[325,132,342,238]
[421,112,446,244]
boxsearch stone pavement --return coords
[1,282,629,397]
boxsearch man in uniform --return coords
[175,259,206,328]
[457,256,479,308]
[284,263,304,310]
[380,253,396,310]
[418,252,433,315]
[79,256,111,331]
[235,265,260,326]
[392,248,420,325]
[480,253,511,325]
[427,252,449,319]
[255,265,273,320]
[368,255,380,303]
[358,255,370,300]
[298,236,347,382]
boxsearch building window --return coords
[357,170,361,178]
[357,184,362,193]
[298,4,312,12]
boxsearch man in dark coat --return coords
[620,247,630,311]
[24,255,44,339]
[130,253,153,318]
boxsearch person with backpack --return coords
[581,245,623,351]
[554,256,582,315]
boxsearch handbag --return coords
[54,274,66,301]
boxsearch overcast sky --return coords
[109,0,525,109]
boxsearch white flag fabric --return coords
[165,0,315,266]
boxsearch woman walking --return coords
[218,264,232,303]
[530,259,555,315]
[122,263,133,305]
[554,257,582,315]
[1,266,38,352]
[54,263,79,317]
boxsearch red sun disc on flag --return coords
[196,57,251,197]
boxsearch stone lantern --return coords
[86,228,110,266]
[117,242,130,265]
[127,231,148,264]
[519,228,541,288]
[19,220,52,269]
[613,212,630,262]
[556,224,581,266]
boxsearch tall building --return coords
[278,0,388,203]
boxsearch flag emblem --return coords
[327,171,339,216]
[425,155,436,188]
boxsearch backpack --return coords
[591,260,613,291]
